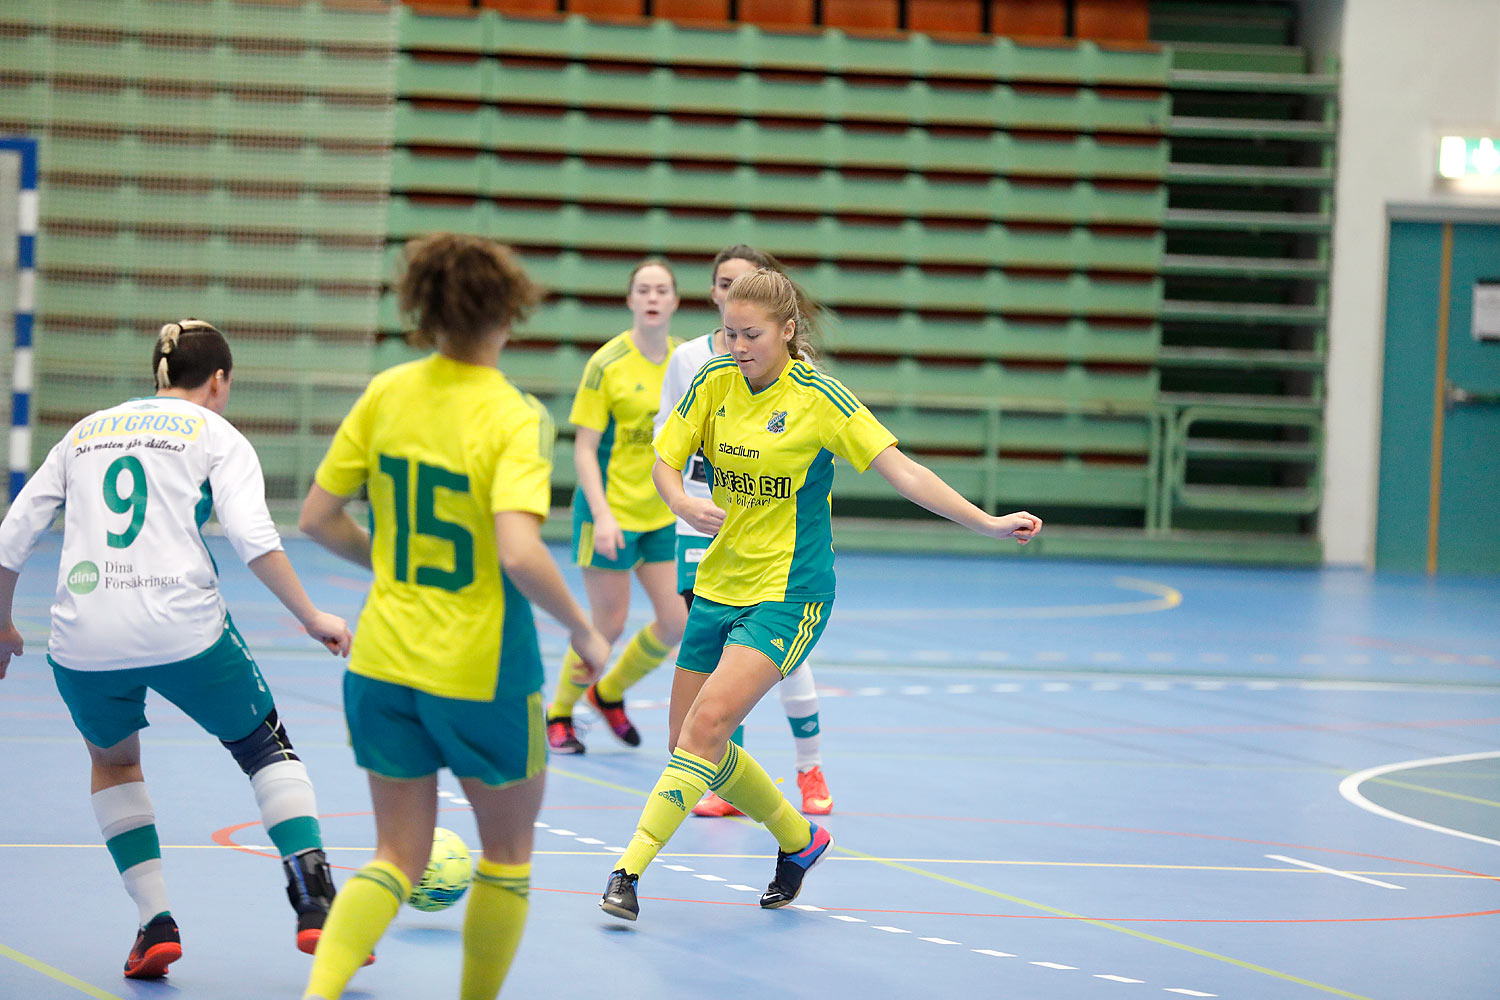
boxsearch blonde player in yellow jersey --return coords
[547,259,688,755]
[600,268,1042,921]
[297,233,609,1000]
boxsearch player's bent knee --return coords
[221,707,300,776]
[680,707,736,757]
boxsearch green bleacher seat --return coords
[44,183,391,239]
[45,135,392,190]
[394,104,1169,177]
[389,151,1166,225]
[397,55,1168,133]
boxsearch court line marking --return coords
[832,575,1182,621]
[1339,751,1500,848]
[558,774,1371,997]
[1371,777,1500,810]
[830,843,1375,998]
[0,942,124,1000]
[1,843,1487,882]
[1265,855,1405,890]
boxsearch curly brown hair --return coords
[397,233,545,349]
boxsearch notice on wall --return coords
[1475,280,1500,341]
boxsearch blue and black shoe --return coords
[601,868,640,921]
[760,823,833,909]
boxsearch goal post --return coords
[0,136,37,502]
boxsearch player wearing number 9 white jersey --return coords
[0,320,353,981]
[7,388,280,668]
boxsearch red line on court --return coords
[838,810,1500,881]
[528,887,1500,923]
[210,807,1500,924]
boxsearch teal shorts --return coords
[676,533,711,593]
[572,505,675,572]
[49,619,272,749]
[344,672,546,787]
[677,597,831,678]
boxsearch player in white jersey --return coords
[0,320,352,981]
[653,245,834,818]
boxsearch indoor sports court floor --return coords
[2,534,1497,1000]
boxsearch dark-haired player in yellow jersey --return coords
[601,268,1042,920]
[547,259,687,754]
[297,233,609,1000]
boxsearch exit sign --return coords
[1438,135,1500,181]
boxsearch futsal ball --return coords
[407,827,473,912]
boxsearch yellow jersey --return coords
[655,356,896,606]
[315,354,554,701]
[570,331,679,533]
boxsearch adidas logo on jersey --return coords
[657,789,686,811]
[770,637,785,651]
[635,383,645,392]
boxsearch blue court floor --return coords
[2,534,1498,1000]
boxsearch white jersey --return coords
[654,331,720,539]
[0,396,283,670]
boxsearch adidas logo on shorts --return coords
[770,637,785,652]
[658,789,686,811]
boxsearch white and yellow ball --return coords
[407,826,473,912]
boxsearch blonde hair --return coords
[723,267,822,366]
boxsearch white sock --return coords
[250,759,321,857]
[93,782,169,925]
[780,664,822,771]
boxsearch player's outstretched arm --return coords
[298,484,373,570]
[0,567,23,678]
[869,446,1042,544]
[247,550,352,656]
[495,510,611,682]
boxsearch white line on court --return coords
[630,826,1220,994]
[1339,751,1500,848]
[1264,854,1405,890]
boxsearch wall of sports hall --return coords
[0,0,1496,574]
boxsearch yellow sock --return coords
[459,859,529,1000]
[596,625,671,702]
[712,743,813,853]
[618,748,713,875]
[302,860,409,1000]
[548,647,587,719]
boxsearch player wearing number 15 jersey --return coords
[0,319,352,980]
[298,234,608,1000]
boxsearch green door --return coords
[1378,219,1500,574]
